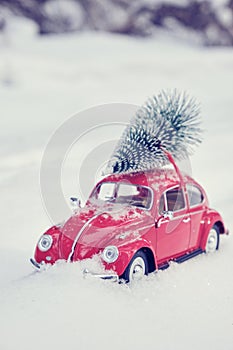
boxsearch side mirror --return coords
[162,210,174,220]
[70,197,81,211]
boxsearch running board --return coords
[174,248,203,264]
[158,248,203,270]
[158,262,170,270]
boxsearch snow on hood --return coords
[61,202,154,249]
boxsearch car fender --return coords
[104,238,158,276]
[199,209,228,250]
[34,226,62,264]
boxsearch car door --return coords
[156,186,191,262]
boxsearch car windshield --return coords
[92,182,153,210]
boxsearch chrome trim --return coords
[83,268,119,282]
[67,213,101,263]
[165,213,190,222]
[156,213,191,228]
[183,217,191,223]
[158,209,204,227]
[138,224,154,231]
[156,218,169,228]
[189,209,205,215]
[163,211,174,220]
[163,192,168,212]
[38,234,53,252]
[102,245,119,263]
[188,202,205,209]
[30,258,46,271]
[144,185,154,211]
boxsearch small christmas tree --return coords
[106,89,202,174]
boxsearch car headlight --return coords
[38,234,53,252]
[102,246,119,263]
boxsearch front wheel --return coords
[205,225,220,253]
[121,251,148,283]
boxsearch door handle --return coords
[183,217,190,223]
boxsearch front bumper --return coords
[83,268,119,282]
[30,258,44,270]
[30,258,119,282]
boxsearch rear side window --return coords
[186,184,204,207]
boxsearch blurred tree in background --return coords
[0,0,232,46]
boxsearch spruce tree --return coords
[106,89,202,174]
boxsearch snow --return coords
[43,0,85,31]
[216,6,233,27]
[0,19,233,350]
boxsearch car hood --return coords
[61,204,154,250]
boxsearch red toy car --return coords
[31,91,228,282]
[31,156,228,282]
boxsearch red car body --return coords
[31,165,228,282]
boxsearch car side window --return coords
[186,184,204,207]
[159,187,186,214]
[166,187,186,212]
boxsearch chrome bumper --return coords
[83,268,119,282]
[30,258,119,282]
[30,258,43,270]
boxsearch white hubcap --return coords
[205,229,218,253]
[129,257,145,282]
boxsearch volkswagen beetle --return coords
[31,164,228,283]
[31,91,229,282]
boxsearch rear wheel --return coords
[121,251,148,283]
[205,225,219,253]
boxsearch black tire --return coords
[205,224,220,253]
[120,250,148,283]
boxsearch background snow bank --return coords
[0,26,233,350]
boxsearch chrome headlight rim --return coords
[38,234,53,252]
[102,245,119,263]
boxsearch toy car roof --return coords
[99,168,196,192]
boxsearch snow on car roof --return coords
[100,168,182,190]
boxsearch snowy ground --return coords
[0,20,233,350]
